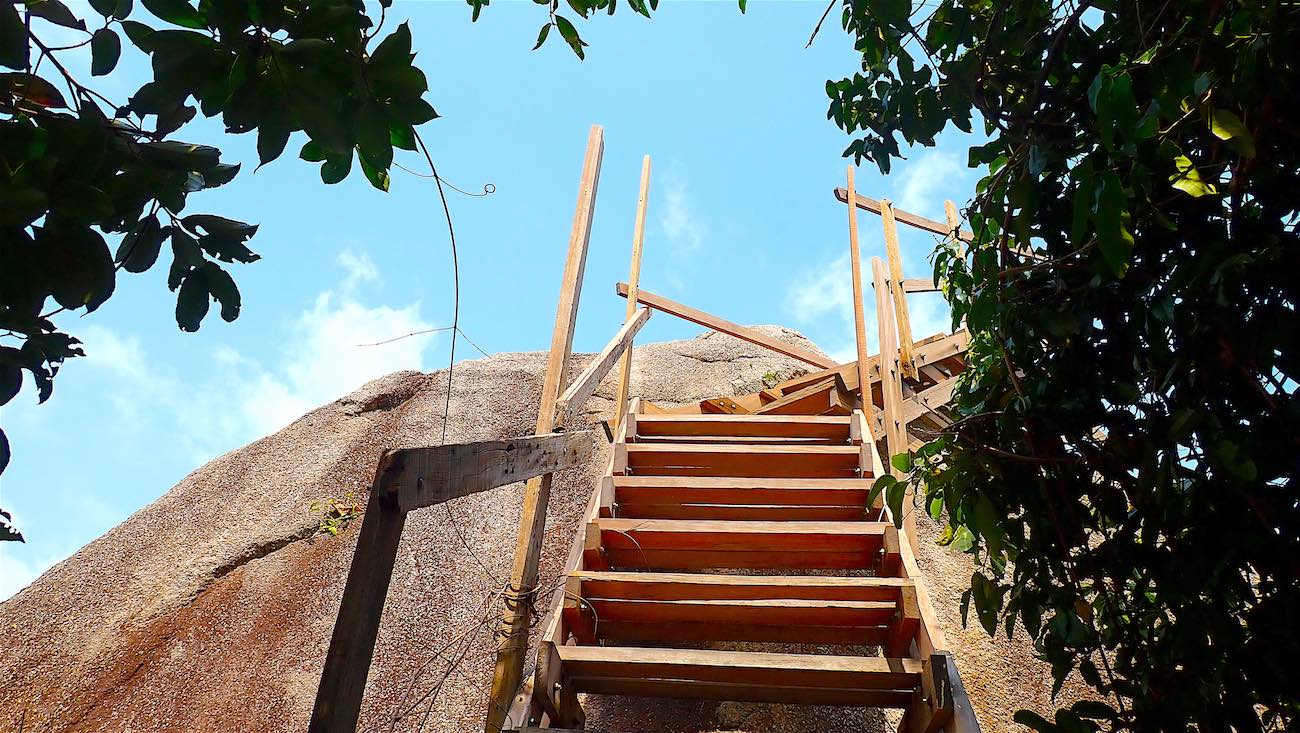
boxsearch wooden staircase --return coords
[523,403,979,732]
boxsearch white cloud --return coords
[659,175,705,257]
[337,250,380,291]
[784,252,869,362]
[896,150,967,220]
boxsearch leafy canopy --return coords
[0,0,437,540]
[831,0,1298,730]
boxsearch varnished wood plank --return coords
[571,570,912,602]
[903,277,941,293]
[624,443,860,478]
[615,503,868,521]
[612,475,873,509]
[633,413,850,440]
[616,282,838,369]
[382,432,593,512]
[835,187,974,241]
[846,165,874,419]
[872,255,915,551]
[556,307,652,419]
[699,396,750,414]
[557,645,923,689]
[490,124,603,733]
[571,677,915,708]
[592,620,890,646]
[755,375,852,416]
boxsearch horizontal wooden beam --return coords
[834,188,973,242]
[374,432,594,513]
[871,376,959,438]
[557,308,651,419]
[616,282,838,369]
[902,277,941,293]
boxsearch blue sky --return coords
[0,1,979,598]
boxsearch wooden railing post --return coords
[486,124,604,733]
[880,199,917,379]
[845,166,873,417]
[614,155,651,427]
[872,256,916,552]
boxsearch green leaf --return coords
[168,227,200,290]
[201,261,240,321]
[868,474,896,507]
[974,494,1004,555]
[2,72,68,108]
[175,266,210,331]
[299,141,328,163]
[89,0,117,16]
[890,452,911,473]
[1169,154,1217,198]
[90,28,121,76]
[27,0,87,31]
[182,214,257,238]
[738,0,746,12]
[886,480,906,528]
[1208,108,1255,158]
[321,153,352,184]
[1013,710,1057,732]
[40,220,115,313]
[115,214,166,273]
[1,2,31,70]
[952,525,975,553]
[387,97,439,126]
[140,0,206,29]
[532,22,551,50]
[389,122,417,151]
[370,22,412,68]
[120,20,155,47]
[554,15,586,60]
[257,125,290,166]
[358,149,391,192]
[1095,172,1133,276]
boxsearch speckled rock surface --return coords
[0,327,1081,732]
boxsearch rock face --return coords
[0,328,1074,732]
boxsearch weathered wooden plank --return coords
[570,677,915,708]
[613,156,651,424]
[378,432,594,512]
[755,375,853,416]
[616,282,838,369]
[489,123,603,733]
[834,187,974,241]
[308,492,406,733]
[556,307,651,419]
[633,413,850,440]
[903,277,942,293]
[557,645,923,689]
[872,255,915,550]
[846,165,874,418]
[871,376,959,439]
[571,570,912,601]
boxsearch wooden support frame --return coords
[488,124,603,733]
[616,282,838,370]
[556,307,652,420]
[308,433,594,733]
[614,155,651,426]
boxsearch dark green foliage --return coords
[1,0,440,538]
[827,1,1299,730]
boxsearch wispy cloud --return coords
[896,150,968,219]
[659,174,705,257]
[783,252,867,363]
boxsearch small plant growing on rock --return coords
[310,493,363,537]
[761,371,780,388]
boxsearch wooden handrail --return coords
[834,187,973,242]
[616,282,838,369]
[556,307,652,420]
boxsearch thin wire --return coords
[392,160,497,198]
[413,130,501,586]
[355,326,490,358]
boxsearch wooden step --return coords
[585,519,889,570]
[565,572,917,647]
[558,646,921,707]
[610,476,874,521]
[622,443,862,479]
[632,414,851,443]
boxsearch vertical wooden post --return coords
[308,491,406,733]
[944,199,961,244]
[487,125,604,733]
[872,256,916,552]
[845,166,872,415]
[614,155,651,427]
[880,199,916,378]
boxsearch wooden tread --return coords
[565,571,916,647]
[633,414,851,442]
[558,646,922,707]
[623,443,862,478]
[610,476,874,521]
[585,518,889,570]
